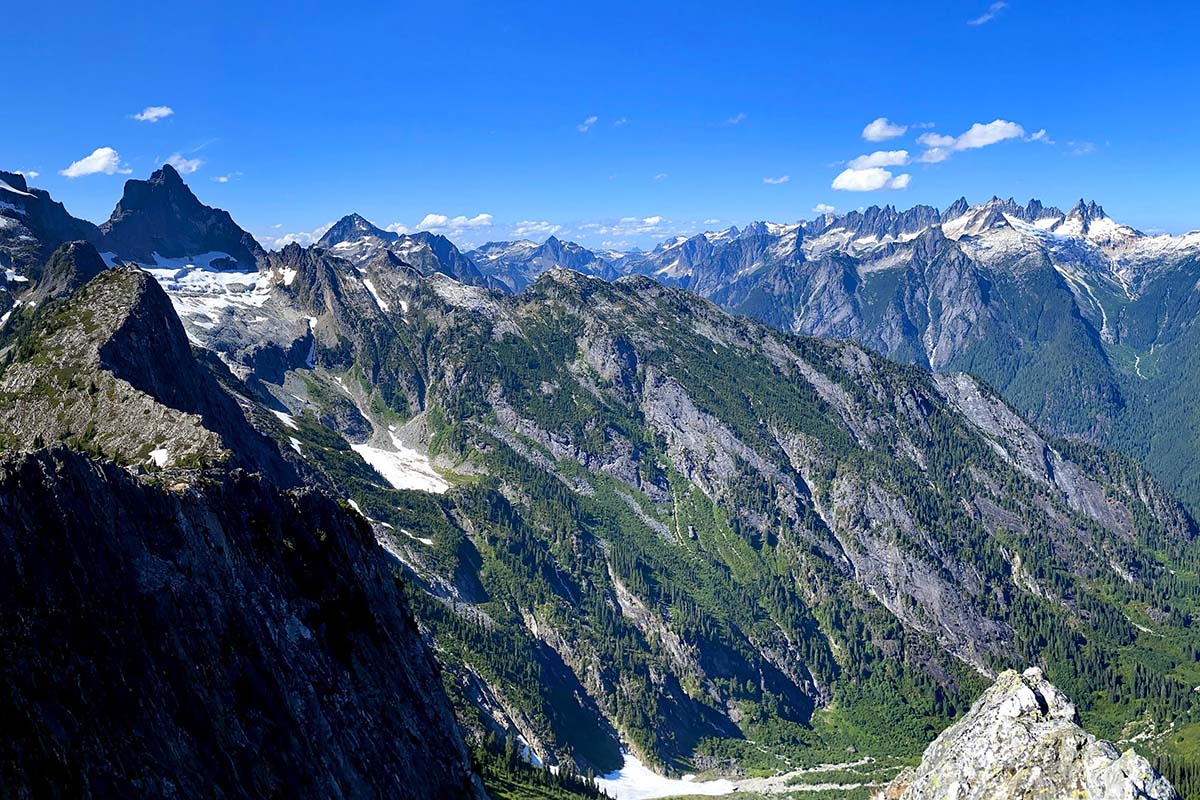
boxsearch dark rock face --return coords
[0,171,103,280]
[100,164,265,269]
[28,240,109,304]
[0,447,485,800]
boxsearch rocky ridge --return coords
[880,667,1178,800]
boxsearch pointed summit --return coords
[943,197,970,219]
[317,213,397,250]
[148,162,185,186]
[100,166,264,269]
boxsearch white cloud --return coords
[166,154,203,174]
[703,218,721,225]
[1068,141,1097,156]
[916,132,956,148]
[132,105,175,123]
[915,147,953,163]
[812,203,836,214]
[847,150,910,169]
[955,119,1024,149]
[613,117,628,126]
[59,147,132,178]
[577,115,599,132]
[512,220,563,238]
[914,120,1025,163]
[831,167,911,192]
[862,117,907,142]
[653,173,669,181]
[270,221,335,248]
[16,170,38,179]
[386,213,495,243]
[724,112,748,126]
[574,215,672,239]
[763,175,791,184]
[1028,129,1055,144]
[967,1,1007,25]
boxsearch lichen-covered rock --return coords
[880,667,1179,800]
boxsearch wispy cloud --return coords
[915,119,1025,162]
[848,150,910,169]
[1067,140,1097,156]
[813,203,836,214]
[613,117,628,127]
[269,222,335,248]
[967,1,1007,25]
[575,215,673,240]
[132,105,175,123]
[386,212,495,244]
[831,167,911,192]
[862,117,907,142]
[15,170,39,179]
[512,220,563,238]
[59,147,132,178]
[724,112,748,126]
[166,153,204,174]
[653,173,669,181]
[211,172,242,183]
[763,175,791,184]
[577,115,599,132]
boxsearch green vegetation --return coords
[281,271,1200,785]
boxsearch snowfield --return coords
[351,432,449,494]
[595,753,735,800]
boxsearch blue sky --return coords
[6,0,1199,249]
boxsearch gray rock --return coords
[880,667,1179,800]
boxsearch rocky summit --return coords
[881,668,1178,800]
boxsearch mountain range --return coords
[1,166,1197,798]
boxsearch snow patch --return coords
[271,410,299,430]
[595,753,735,800]
[362,277,390,311]
[148,448,170,467]
[0,178,34,197]
[351,437,449,494]
[288,436,303,455]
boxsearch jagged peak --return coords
[148,163,185,186]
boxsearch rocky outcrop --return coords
[0,266,295,483]
[0,447,485,799]
[27,240,108,304]
[880,668,1178,800]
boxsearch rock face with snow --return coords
[880,668,1178,800]
[0,264,295,484]
[0,170,102,283]
[100,164,266,269]
[318,212,487,285]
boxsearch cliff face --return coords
[880,668,1179,800]
[0,447,485,799]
